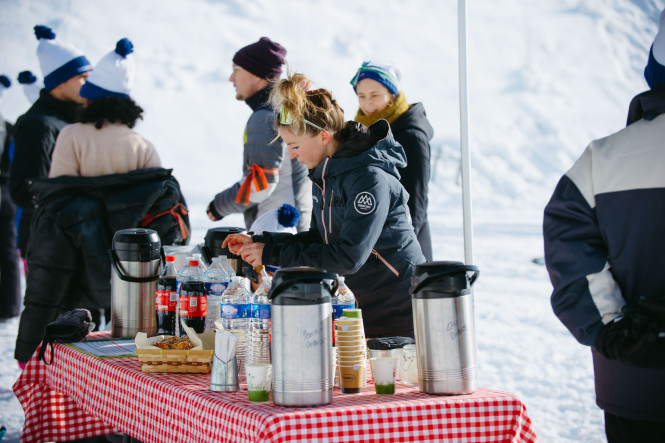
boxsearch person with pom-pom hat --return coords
[9,25,92,261]
[0,74,22,320]
[14,39,189,367]
[49,38,161,177]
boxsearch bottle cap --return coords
[189,260,199,267]
[165,255,175,262]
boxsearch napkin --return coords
[214,330,238,363]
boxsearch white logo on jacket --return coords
[354,191,376,215]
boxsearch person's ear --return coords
[320,130,332,145]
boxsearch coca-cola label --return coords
[221,303,251,319]
[179,295,207,317]
[205,281,228,296]
[156,290,177,312]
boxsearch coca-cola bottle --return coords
[156,255,178,335]
[178,259,207,334]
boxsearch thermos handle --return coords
[410,264,479,295]
[109,250,160,283]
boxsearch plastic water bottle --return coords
[220,276,251,381]
[219,255,236,277]
[332,276,356,344]
[179,260,206,334]
[247,266,272,365]
[192,253,208,273]
[203,257,230,332]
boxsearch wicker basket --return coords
[136,348,214,373]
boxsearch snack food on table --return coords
[154,335,194,350]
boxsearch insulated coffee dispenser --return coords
[269,267,338,407]
[110,228,161,338]
[410,261,479,395]
[202,227,247,276]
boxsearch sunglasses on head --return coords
[279,106,325,131]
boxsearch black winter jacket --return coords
[258,120,425,338]
[15,168,190,363]
[390,103,434,261]
[9,90,83,252]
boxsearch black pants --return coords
[0,184,21,318]
[605,411,665,443]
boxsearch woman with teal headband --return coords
[350,61,433,261]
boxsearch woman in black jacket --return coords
[350,61,434,261]
[223,72,425,338]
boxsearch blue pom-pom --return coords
[115,38,133,58]
[34,25,55,40]
[18,71,37,84]
[277,204,300,228]
[0,75,10,88]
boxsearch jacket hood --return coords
[626,85,665,126]
[311,119,407,180]
[390,102,434,141]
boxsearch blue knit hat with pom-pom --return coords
[80,38,135,100]
[249,204,300,234]
[34,25,91,91]
[645,9,665,89]
[18,70,43,104]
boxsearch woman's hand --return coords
[238,242,265,267]
[221,233,253,255]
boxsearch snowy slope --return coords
[1,0,664,441]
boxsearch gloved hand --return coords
[206,201,223,221]
[37,308,96,365]
[595,305,665,367]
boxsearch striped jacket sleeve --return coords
[543,146,625,348]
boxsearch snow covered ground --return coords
[1,0,664,441]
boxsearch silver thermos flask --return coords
[269,267,338,407]
[410,261,479,395]
[110,228,161,338]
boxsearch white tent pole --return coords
[458,0,474,266]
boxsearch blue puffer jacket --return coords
[258,120,425,338]
[543,88,665,422]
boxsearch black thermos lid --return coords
[410,261,479,299]
[269,267,338,305]
[112,228,161,262]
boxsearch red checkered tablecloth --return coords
[13,332,538,442]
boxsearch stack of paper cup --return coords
[335,308,366,393]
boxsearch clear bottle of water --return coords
[192,253,208,273]
[219,255,236,277]
[203,257,230,332]
[247,266,272,365]
[220,275,251,381]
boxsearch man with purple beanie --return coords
[207,37,312,232]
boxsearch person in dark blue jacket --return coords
[543,9,665,441]
[223,72,425,338]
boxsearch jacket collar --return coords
[626,85,665,126]
[37,89,84,123]
[245,85,273,112]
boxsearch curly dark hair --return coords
[80,97,144,129]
